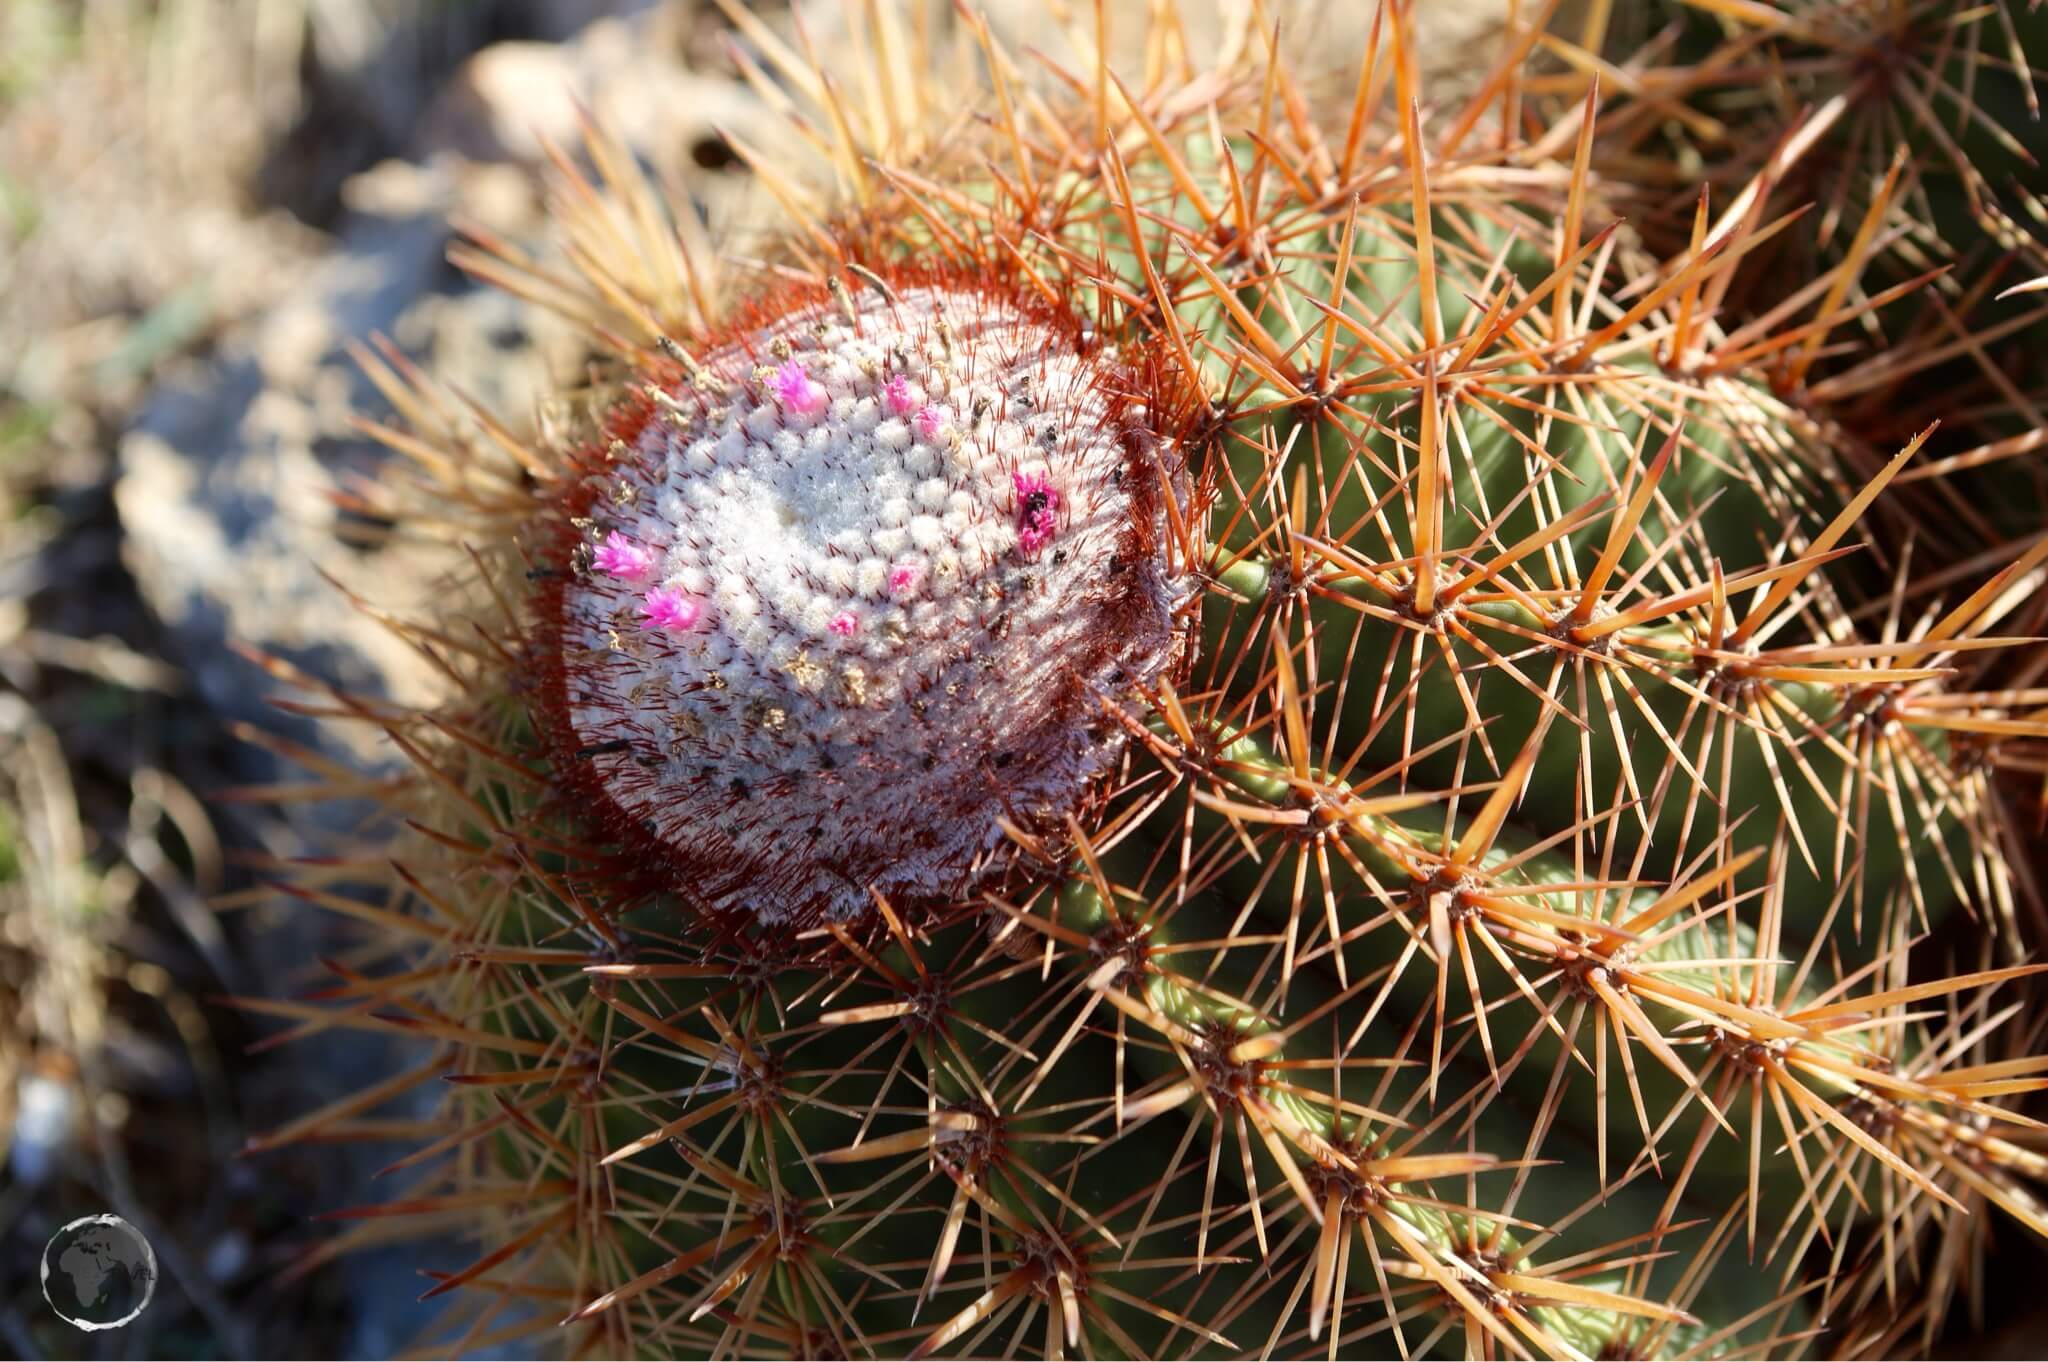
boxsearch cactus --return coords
[241,3,2048,1358]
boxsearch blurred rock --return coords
[259,0,666,228]
[118,208,457,757]
[9,1070,79,1186]
[425,29,757,172]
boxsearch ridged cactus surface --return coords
[244,3,2048,1358]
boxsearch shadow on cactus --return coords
[1563,0,2048,571]
[235,2,2048,1358]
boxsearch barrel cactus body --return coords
[245,3,2048,1358]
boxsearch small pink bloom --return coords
[828,609,859,637]
[883,374,915,415]
[641,587,703,633]
[1013,471,1060,556]
[887,562,922,597]
[913,403,948,442]
[593,530,654,580]
[769,359,828,415]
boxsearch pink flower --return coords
[883,374,915,415]
[1013,471,1060,555]
[913,403,948,442]
[640,587,703,633]
[593,530,654,580]
[887,562,922,597]
[769,359,828,415]
[828,609,859,637]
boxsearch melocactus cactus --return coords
[242,3,2048,1359]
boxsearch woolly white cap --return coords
[556,284,1191,922]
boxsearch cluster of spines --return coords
[234,3,2048,1359]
